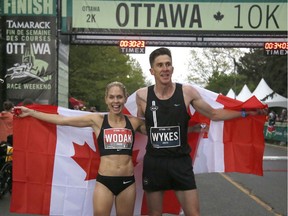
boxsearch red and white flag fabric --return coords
[10,84,267,215]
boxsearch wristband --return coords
[241,110,247,118]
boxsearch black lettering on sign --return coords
[116,3,202,29]
[235,4,280,29]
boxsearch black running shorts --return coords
[142,154,197,191]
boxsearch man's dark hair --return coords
[149,47,172,67]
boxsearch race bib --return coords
[103,128,133,149]
[150,126,180,148]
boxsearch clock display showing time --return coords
[264,42,287,50]
[119,40,145,48]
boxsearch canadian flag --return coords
[10,84,267,215]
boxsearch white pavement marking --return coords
[263,156,288,160]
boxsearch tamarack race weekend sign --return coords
[1,0,57,104]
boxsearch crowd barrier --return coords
[264,122,287,144]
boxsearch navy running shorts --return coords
[142,154,197,191]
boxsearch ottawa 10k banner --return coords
[1,0,57,104]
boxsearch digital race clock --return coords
[119,40,145,48]
[119,40,146,54]
[264,42,288,56]
[264,42,287,50]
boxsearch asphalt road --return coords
[0,143,287,216]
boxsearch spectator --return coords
[268,110,276,126]
[73,105,80,110]
[0,101,14,142]
[279,109,287,122]
[90,106,97,112]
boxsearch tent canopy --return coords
[226,88,236,99]
[233,79,287,108]
[236,84,252,102]
[252,78,287,108]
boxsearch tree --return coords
[187,48,248,94]
[126,57,146,94]
[69,45,146,111]
[186,47,287,98]
[237,48,287,97]
[206,72,247,95]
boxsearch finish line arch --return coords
[63,0,287,47]
[0,0,287,107]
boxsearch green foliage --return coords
[237,48,287,97]
[206,72,247,95]
[187,48,246,88]
[69,45,146,111]
[187,47,287,98]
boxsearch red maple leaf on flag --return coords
[71,140,100,180]
[71,134,140,181]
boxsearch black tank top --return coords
[145,83,191,157]
[97,115,135,156]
